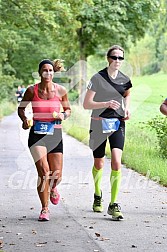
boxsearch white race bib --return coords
[102,118,120,133]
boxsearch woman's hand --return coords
[107,100,121,110]
[160,100,167,116]
[22,119,30,129]
[122,109,131,120]
[53,112,65,121]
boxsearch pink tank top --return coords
[32,83,61,122]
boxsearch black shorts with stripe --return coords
[89,119,125,158]
[28,126,63,154]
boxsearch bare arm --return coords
[56,85,71,120]
[160,99,167,116]
[18,86,34,129]
[83,89,120,110]
[123,89,131,120]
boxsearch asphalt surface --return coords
[0,112,167,252]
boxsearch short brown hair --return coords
[107,45,124,57]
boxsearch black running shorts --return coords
[28,126,63,153]
[89,119,125,158]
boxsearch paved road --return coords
[0,112,167,252]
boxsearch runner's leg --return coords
[30,145,50,210]
[48,152,63,189]
[110,148,122,204]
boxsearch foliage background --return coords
[0,0,167,185]
[0,0,162,102]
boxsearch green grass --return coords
[63,73,167,186]
[62,105,90,145]
[122,126,167,185]
[0,100,17,119]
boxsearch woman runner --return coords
[83,45,132,220]
[18,59,71,221]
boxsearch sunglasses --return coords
[108,56,124,61]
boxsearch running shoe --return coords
[50,187,60,205]
[38,209,50,221]
[93,191,103,212]
[107,203,124,220]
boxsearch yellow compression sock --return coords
[110,170,122,204]
[92,166,103,196]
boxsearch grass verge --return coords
[63,70,167,188]
[0,101,17,119]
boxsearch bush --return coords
[162,58,167,74]
[0,74,16,101]
[141,62,160,75]
[68,89,79,102]
[146,115,167,158]
[0,100,17,119]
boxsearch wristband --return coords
[62,112,67,120]
[22,118,27,123]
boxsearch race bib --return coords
[34,121,55,135]
[17,97,22,102]
[102,118,120,133]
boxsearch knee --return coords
[94,158,104,169]
[111,160,121,170]
[37,164,50,178]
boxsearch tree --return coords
[127,35,157,76]
[0,0,83,83]
[0,0,160,102]
[76,0,160,60]
[75,0,160,102]
[126,0,167,75]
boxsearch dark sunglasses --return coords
[108,56,124,61]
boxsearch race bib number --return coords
[102,118,120,133]
[34,121,55,135]
[17,97,22,102]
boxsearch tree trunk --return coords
[78,39,87,105]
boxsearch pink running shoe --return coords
[38,209,50,221]
[50,187,60,205]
